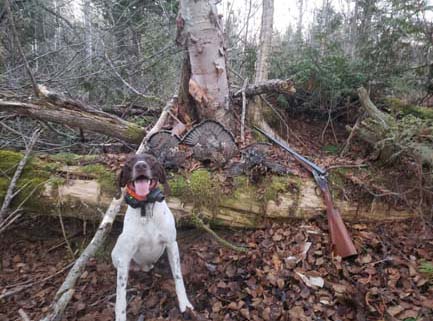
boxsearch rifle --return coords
[254,126,357,258]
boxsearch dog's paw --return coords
[179,300,194,313]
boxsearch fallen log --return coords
[0,100,145,144]
[0,151,413,226]
[353,87,433,166]
[0,85,147,144]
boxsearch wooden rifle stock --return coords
[254,126,357,258]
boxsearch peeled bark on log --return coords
[354,87,433,166]
[45,176,413,225]
[0,100,145,144]
[3,159,412,226]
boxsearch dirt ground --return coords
[1,215,432,321]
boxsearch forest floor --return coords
[1,114,432,321]
[1,216,432,321]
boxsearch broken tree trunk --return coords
[177,0,236,132]
[352,87,433,166]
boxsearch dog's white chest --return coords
[115,202,177,270]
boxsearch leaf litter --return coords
[0,217,432,321]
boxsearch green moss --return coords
[385,97,433,120]
[0,178,8,201]
[0,150,53,209]
[82,164,116,194]
[168,175,188,198]
[188,170,221,209]
[130,116,154,128]
[263,106,280,129]
[50,177,66,189]
[252,130,269,143]
[322,145,339,155]
[49,153,98,165]
[232,176,255,198]
[0,150,23,173]
[263,176,290,203]
[126,124,145,143]
[169,170,222,210]
[50,152,81,165]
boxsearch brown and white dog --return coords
[111,153,193,321]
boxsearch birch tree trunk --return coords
[177,0,236,132]
[250,0,276,134]
[255,0,274,83]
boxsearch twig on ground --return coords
[18,309,31,321]
[0,262,74,300]
[341,115,363,157]
[321,105,339,144]
[327,164,368,170]
[192,214,248,253]
[57,203,75,258]
[0,129,41,224]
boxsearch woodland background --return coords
[1,0,433,321]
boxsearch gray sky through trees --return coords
[220,0,433,36]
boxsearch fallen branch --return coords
[192,214,247,253]
[341,114,364,157]
[0,99,145,144]
[39,96,176,321]
[356,87,433,166]
[0,129,41,223]
[240,78,249,143]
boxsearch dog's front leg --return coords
[166,241,193,312]
[112,241,133,321]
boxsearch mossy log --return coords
[0,85,146,144]
[353,87,433,165]
[0,150,413,227]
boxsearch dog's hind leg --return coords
[166,241,193,312]
[112,238,135,321]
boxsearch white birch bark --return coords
[255,0,274,83]
[178,0,236,131]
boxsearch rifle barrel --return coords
[254,126,326,176]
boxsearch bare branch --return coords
[4,0,39,96]
[0,129,41,223]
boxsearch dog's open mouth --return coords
[133,176,151,198]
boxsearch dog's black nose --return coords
[135,162,148,170]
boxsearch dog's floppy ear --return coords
[118,156,135,188]
[153,161,167,185]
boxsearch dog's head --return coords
[119,153,167,198]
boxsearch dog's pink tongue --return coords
[134,179,150,197]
